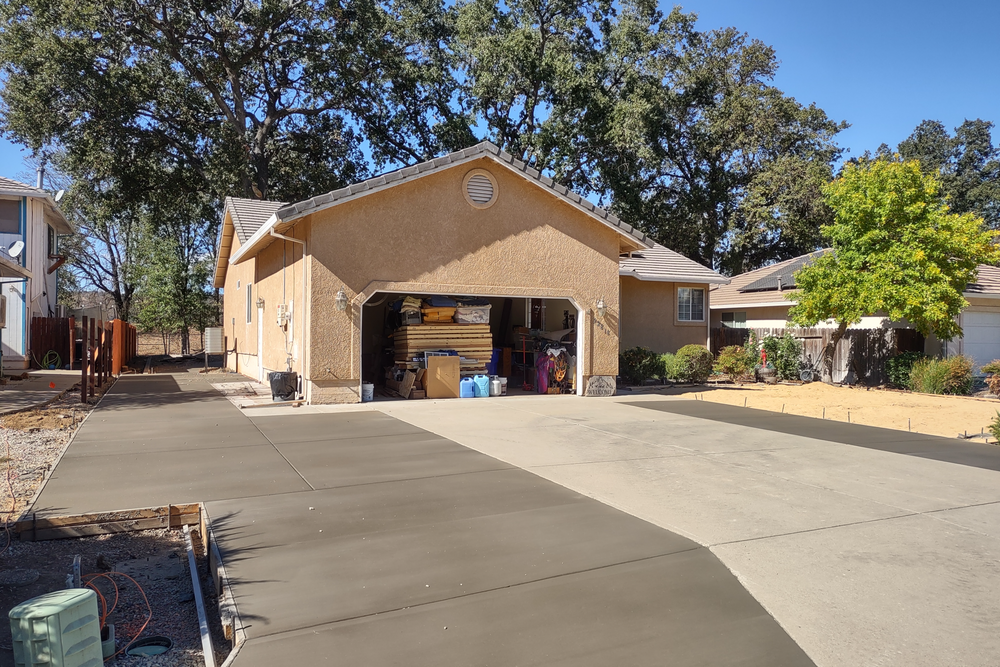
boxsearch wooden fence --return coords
[29,316,72,369]
[711,326,925,385]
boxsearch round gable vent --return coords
[463,169,498,209]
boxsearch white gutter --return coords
[709,300,797,310]
[619,269,730,285]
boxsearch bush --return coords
[981,359,1000,397]
[661,353,681,381]
[909,356,974,395]
[885,351,927,389]
[675,344,714,383]
[989,411,1000,443]
[761,333,803,381]
[619,346,665,385]
[714,345,755,382]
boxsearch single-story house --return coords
[710,250,1000,373]
[0,176,74,369]
[214,141,727,403]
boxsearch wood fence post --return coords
[68,317,75,370]
[80,316,88,403]
[88,318,96,397]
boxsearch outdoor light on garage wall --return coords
[256,297,265,309]
[335,287,348,312]
[596,297,607,319]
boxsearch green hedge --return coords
[909,356,973,395]
[675,345,714,383]
[619,347,665,385]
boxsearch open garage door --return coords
[360,292,584,400]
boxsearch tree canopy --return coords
[789,158,999,382]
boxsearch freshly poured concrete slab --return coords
[232,550,814,667]
[70,416,264,443]
[32,443,310,516]
[629,400,1000,471]
[270,435,512,489]
[210,499,697,637]
[205,469,588,549]
[62,430,272,457]
[713,513,1000,667]
[249,411,427,445]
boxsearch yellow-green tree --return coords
[789,158,999,383]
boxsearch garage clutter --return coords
[375,295,575,401]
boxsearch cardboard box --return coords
[426,355,460,399]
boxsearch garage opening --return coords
[360,293,582,400]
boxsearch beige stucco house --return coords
[214,142,727,403]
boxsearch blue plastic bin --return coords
[485,348,502,375]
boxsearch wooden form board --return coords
[15,503,202,541]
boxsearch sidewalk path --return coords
[0,370,79,416]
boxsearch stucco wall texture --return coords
[222,234,260,379]
[302,157,624,403]
[620,277,709,353]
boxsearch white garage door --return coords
[961,310,1000,372]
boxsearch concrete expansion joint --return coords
[708,512,921,548]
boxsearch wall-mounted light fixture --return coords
[256,297,265,309]
[596,297,607,319]
[335,287,348,312]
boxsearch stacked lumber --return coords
[394,323,493,375]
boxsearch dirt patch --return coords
[0,529,229,666]
[0,409,77,431]
[659,382,1000,440]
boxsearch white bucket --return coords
[499,377,508,396]
[361,382,375,402]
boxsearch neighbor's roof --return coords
[229,141,653,266]
[709,251,830,309]
[0,176,73,234]
[965,265,1000,297]
[619,243,729,285]
[0,253,31,280]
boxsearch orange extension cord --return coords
[83,571,152,660]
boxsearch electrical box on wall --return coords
[276,304,288,329]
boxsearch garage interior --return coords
[361,293,581,399]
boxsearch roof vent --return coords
[463,169,498,209]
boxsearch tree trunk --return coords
[822,321,849,384]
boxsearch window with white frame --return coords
[246,282,253,324]
[721,311,747,328]
[677,287,705,322]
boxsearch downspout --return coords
[269,228,306,390]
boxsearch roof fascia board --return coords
[229,213,279,265]
[963,292,1000,299]
[213,212,236,288]
[619,270,730,285]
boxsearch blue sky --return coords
[0,0,997,183]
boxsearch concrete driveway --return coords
[377,394,1000,667]
[32,375,813,666]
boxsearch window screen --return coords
[721,311,747,328]
[678,288,705,322]
[246,283,253,323]
[0,200,19,234]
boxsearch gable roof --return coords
[229,141,652,266]
[226,196,286,244]
[0,176,73,234]
[738,250,828,293]
[619,243,729,285]
[965,265,1000,297]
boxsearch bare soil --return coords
[656,381,1000,440]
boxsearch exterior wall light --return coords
[335,287,348,312]
[256,297,265,309]
[596,297,606,319]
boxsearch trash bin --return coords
[268,371,298,401]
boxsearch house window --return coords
[0,200,19,234]
[721,311,747,328]
[47,225,56,255]
[246,282,253,324]
[678,287,705,322]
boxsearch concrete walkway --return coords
[31,376,813,666]
[0,370,79,416]
[378,394,1000,667]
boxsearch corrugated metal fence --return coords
[711,327,925,385]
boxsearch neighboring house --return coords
[0,176,73,370]
[214,141,727,404]
[710,250,1000,372]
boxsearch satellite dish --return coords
[54,189,65,202]
[7,241,24,258]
